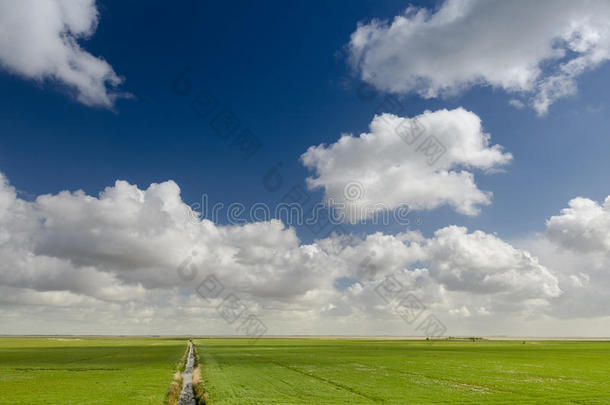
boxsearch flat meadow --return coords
[195,338,610,404]
[1,337,610,404]
[0,337,186,404]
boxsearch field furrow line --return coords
[262,357,385,403]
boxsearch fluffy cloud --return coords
[0,172,589,335]
[546,196,610,254]
[0,0,126,107]
[348,0,610,115]
[0,174,332,301]
[518,236,608,321]
[301,108,511,219]
[339,227,560,303]
[505,194,610,321]
[320,227,561,330]
[423,226,560,299]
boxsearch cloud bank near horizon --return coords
[1,172,607,335]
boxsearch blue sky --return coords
[1,0,610,335]
[2,0,609,243]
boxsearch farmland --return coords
[0,337,186,405]
[1,337,610,404]
[195,338,610,404]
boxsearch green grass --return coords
[194,338,610,404]
[2,337,609,404]
[0,337,186,405]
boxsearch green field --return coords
[0,337,186,404]
[1,337,610,404]
[195,338,610,404]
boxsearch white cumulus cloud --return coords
[0,0,127,107]
[0,171,570,334]
[348,0,610,115]
[423,226,561,299]
[547,196,610,254]
[301,108,511,219]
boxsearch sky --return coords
[1,0,610,336]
